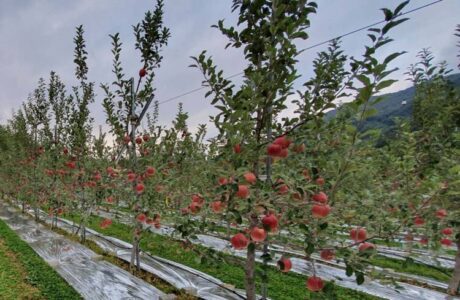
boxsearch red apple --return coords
[192,194,204,205]
[127,173,136,182]
[123,135,131,144]
[277,184,289,195]
[419,237,428,245]
[236,185,249,199]
[306,276,324,292]
[139,68,147,77]
[320,249,335,261]
[137,213,147,223]
[315,177,325,186]
[436,209,447,219]
[143,134,150,142]
[146,166,156,176]
[441,228,453,235]
[244,172,257,184]
[414,216,425,226]
[278,148,289,158]
[135,183,145,194]
[359,242,376,252]
[350,228,367,242]
[106,196,114,204]
[262,214,278,232]
[93,172,102,181]
[231,233,248,250]
[211,201,223,213]
[277,257,292,272]
[312,192,328,204]
[135,136,143,144]
[250,227,266,242]
[100,218,112,229]
[273,135,291,149]
[311,204,331,218]
[233,143,241,154]
[441,238,453,247]
[267,143,282,156]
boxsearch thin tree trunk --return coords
[447,238,460,295]
[245,242,256,300]
[245,215,259,300]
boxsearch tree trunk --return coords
[447,238,460,295]
[245,242,256,300]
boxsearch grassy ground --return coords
[71,214,381,300]
[0,218,82,300]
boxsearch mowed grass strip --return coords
[72,214,382,300]
[0,218,82,300]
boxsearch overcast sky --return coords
[0,0,459,138]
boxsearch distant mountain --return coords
[326,73,460,131]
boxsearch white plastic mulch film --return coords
[0,201,165,300]
[96,209,459,300]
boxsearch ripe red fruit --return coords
[278,148,289,158]
[137,213,147,223]
[277,257,292,272]
[231,233,249,250]
[189,202,201,214]
[277,184,289,195]
[93,172,102,181]
[359,242,376,252]
[350,228,367,242]
[244,172,257,184]
[127,172,136,182]
[233,143,241,154]
[218,177,228,185]
[211,201,223,213]
[262,214,278,232]
[312,204,331,218]
[66,161,76,169]
[320,249,335,261]
[106,196,114,204]
[135,136,143,145]
[436,209,447,219]
[419,237,429,245]
[312,192,328,204]
[192,194,204,205]
[315,177,325,186]
[135,183,145,194]
[100,218,112,229]
[142,134,150,142]
[267,143,282,156]
[139,68,147,77]
[306,276,324,292]
[63,147,69,155]
[146,166,156,176]
[441,228,453,235]
[414,216,425,226]
[236,185,249,199]
[273,135,291,149]
[250,227,266,242]
[441,238,453,247]
[123,135,131,144]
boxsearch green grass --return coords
[0,218,82,299]
[73,214,381,300]
[370,256,452,283]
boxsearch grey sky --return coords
[0,0,459,137]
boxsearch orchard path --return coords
[0,201,165,300]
